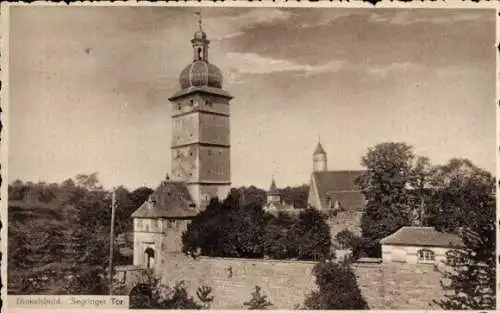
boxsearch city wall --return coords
[136,255,446,309]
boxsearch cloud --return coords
[223,52,344,82]
[237,8,293,25]
[205,9,293,41]
[300,11,358,28]
[368,10,491,26]
[366,62,419,78]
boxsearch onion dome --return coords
[193,29,207,40]
[179,61,223,89]
[178,11,223,90]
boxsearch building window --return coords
[136,219,143,229]
[417,249,435,262]
[177,104,182,110]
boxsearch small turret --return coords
[267,178,280,203]
[313,142,328,172]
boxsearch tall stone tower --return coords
[313,142,327,172]
[168,15,233,210]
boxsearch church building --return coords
[307,142,365,213]
[130,16,233,270]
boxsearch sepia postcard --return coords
[0,1,498,312]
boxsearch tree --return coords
[408,156,434,225]
[335,229,361,250]
[294,208,332,260]
[263,213,298,259]
[303,261,368,309]
[432,159,495,310]
[182,194,270,258]
[231,186,267,208]
[7,175,155,295]
[356,142,415,257]
[243,286,273,310]
[427,158,493,233]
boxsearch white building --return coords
[380,226,464,265]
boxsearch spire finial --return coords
[195,11,202,31]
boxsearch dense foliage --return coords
[356,142,495,309]
[334,229,361,250]
[430,159,496,310]
[129,271,212,309]
[303,261,368,309]
[355,142,416,257]
[182,191,331,260]
[232,184,309,208]
[8,174,153,294]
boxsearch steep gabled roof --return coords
[313,170,364,193]
[380,226,464,248]
[131,180,197,219]
[311,170,365,210]
[314,171,364,209]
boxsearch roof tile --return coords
[131,180,197,219]
[380,226,464,248]
[313,171,364,209]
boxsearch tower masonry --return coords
[168,16,233,210]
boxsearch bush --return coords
[243,285,273,310]
[335,229,360,249]
[303,261,368,309]
[129,272,212,309]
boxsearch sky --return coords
[8,6,496,191]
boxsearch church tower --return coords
[168,14,232,210]
[313,142,327,172]
[267,178,280,203]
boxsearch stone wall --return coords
[352,262,445,309]
[122,255,446,310]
